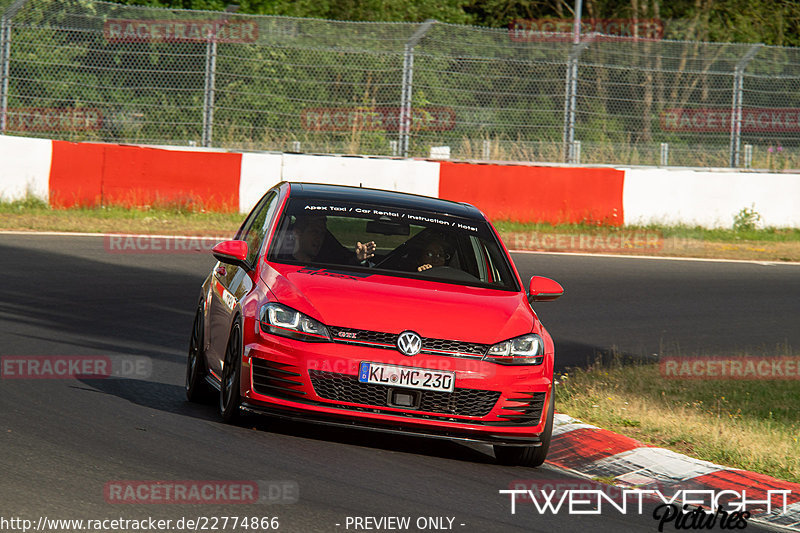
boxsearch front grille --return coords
[496,392,547,424]
[422,338,486,356]
[328,327,396,347]
[327,326,488,357]
[309,370,500,417]
[252,358,306,399]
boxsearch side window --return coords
[468,235,505,284]
[236,191,278,266]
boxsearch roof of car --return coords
[287,182,485,221]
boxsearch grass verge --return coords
[555,354,800,483]
[0,197,242,236]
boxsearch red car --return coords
[186,182,563,467]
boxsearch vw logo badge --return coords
[397,331,422,357]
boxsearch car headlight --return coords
[259,303,330,342]
[484,334,544,365]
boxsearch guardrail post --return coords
[660,142,669,166]
[571,140,581,164]
[729,44,762,167]
[399,19,435,158]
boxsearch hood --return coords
[261,263,535,344]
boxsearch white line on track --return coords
[509,248,800,266]
[0,230,228,239]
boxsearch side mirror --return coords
[212,240,250,269]
[528,276,564,302]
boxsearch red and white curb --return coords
[550,413,800,530]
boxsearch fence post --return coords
[202,37,217,147]
[399,19,435,158]
[0,16,9,133]
[729,44,762,167]
[562,40,590,164]
[0,0,28,133]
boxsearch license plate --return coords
[358,362,455,393]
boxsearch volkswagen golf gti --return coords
[186,182,563,467]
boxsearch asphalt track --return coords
[2,233,797,533]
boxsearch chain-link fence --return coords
[3,0,800,169]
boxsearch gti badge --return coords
[397,331,422,356]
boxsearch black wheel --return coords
[219,319,243,423]
[494,385,555,468]
[186,304,211,402]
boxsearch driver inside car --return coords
[292,214,376,264]
[417,237,451,272]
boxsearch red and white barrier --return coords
[623,168,800,228]
[2,135,799,228]
[0,135,51,201]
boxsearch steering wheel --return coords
[373,241,410,269]
[417,265,479,281]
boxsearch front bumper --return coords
[240,334,553,445]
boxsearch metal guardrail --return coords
[2,0,800,169]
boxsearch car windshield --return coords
[266,197,518,291]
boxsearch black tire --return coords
[494,386,555,468]
[186,304,211,402]
[219,319,243,423]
